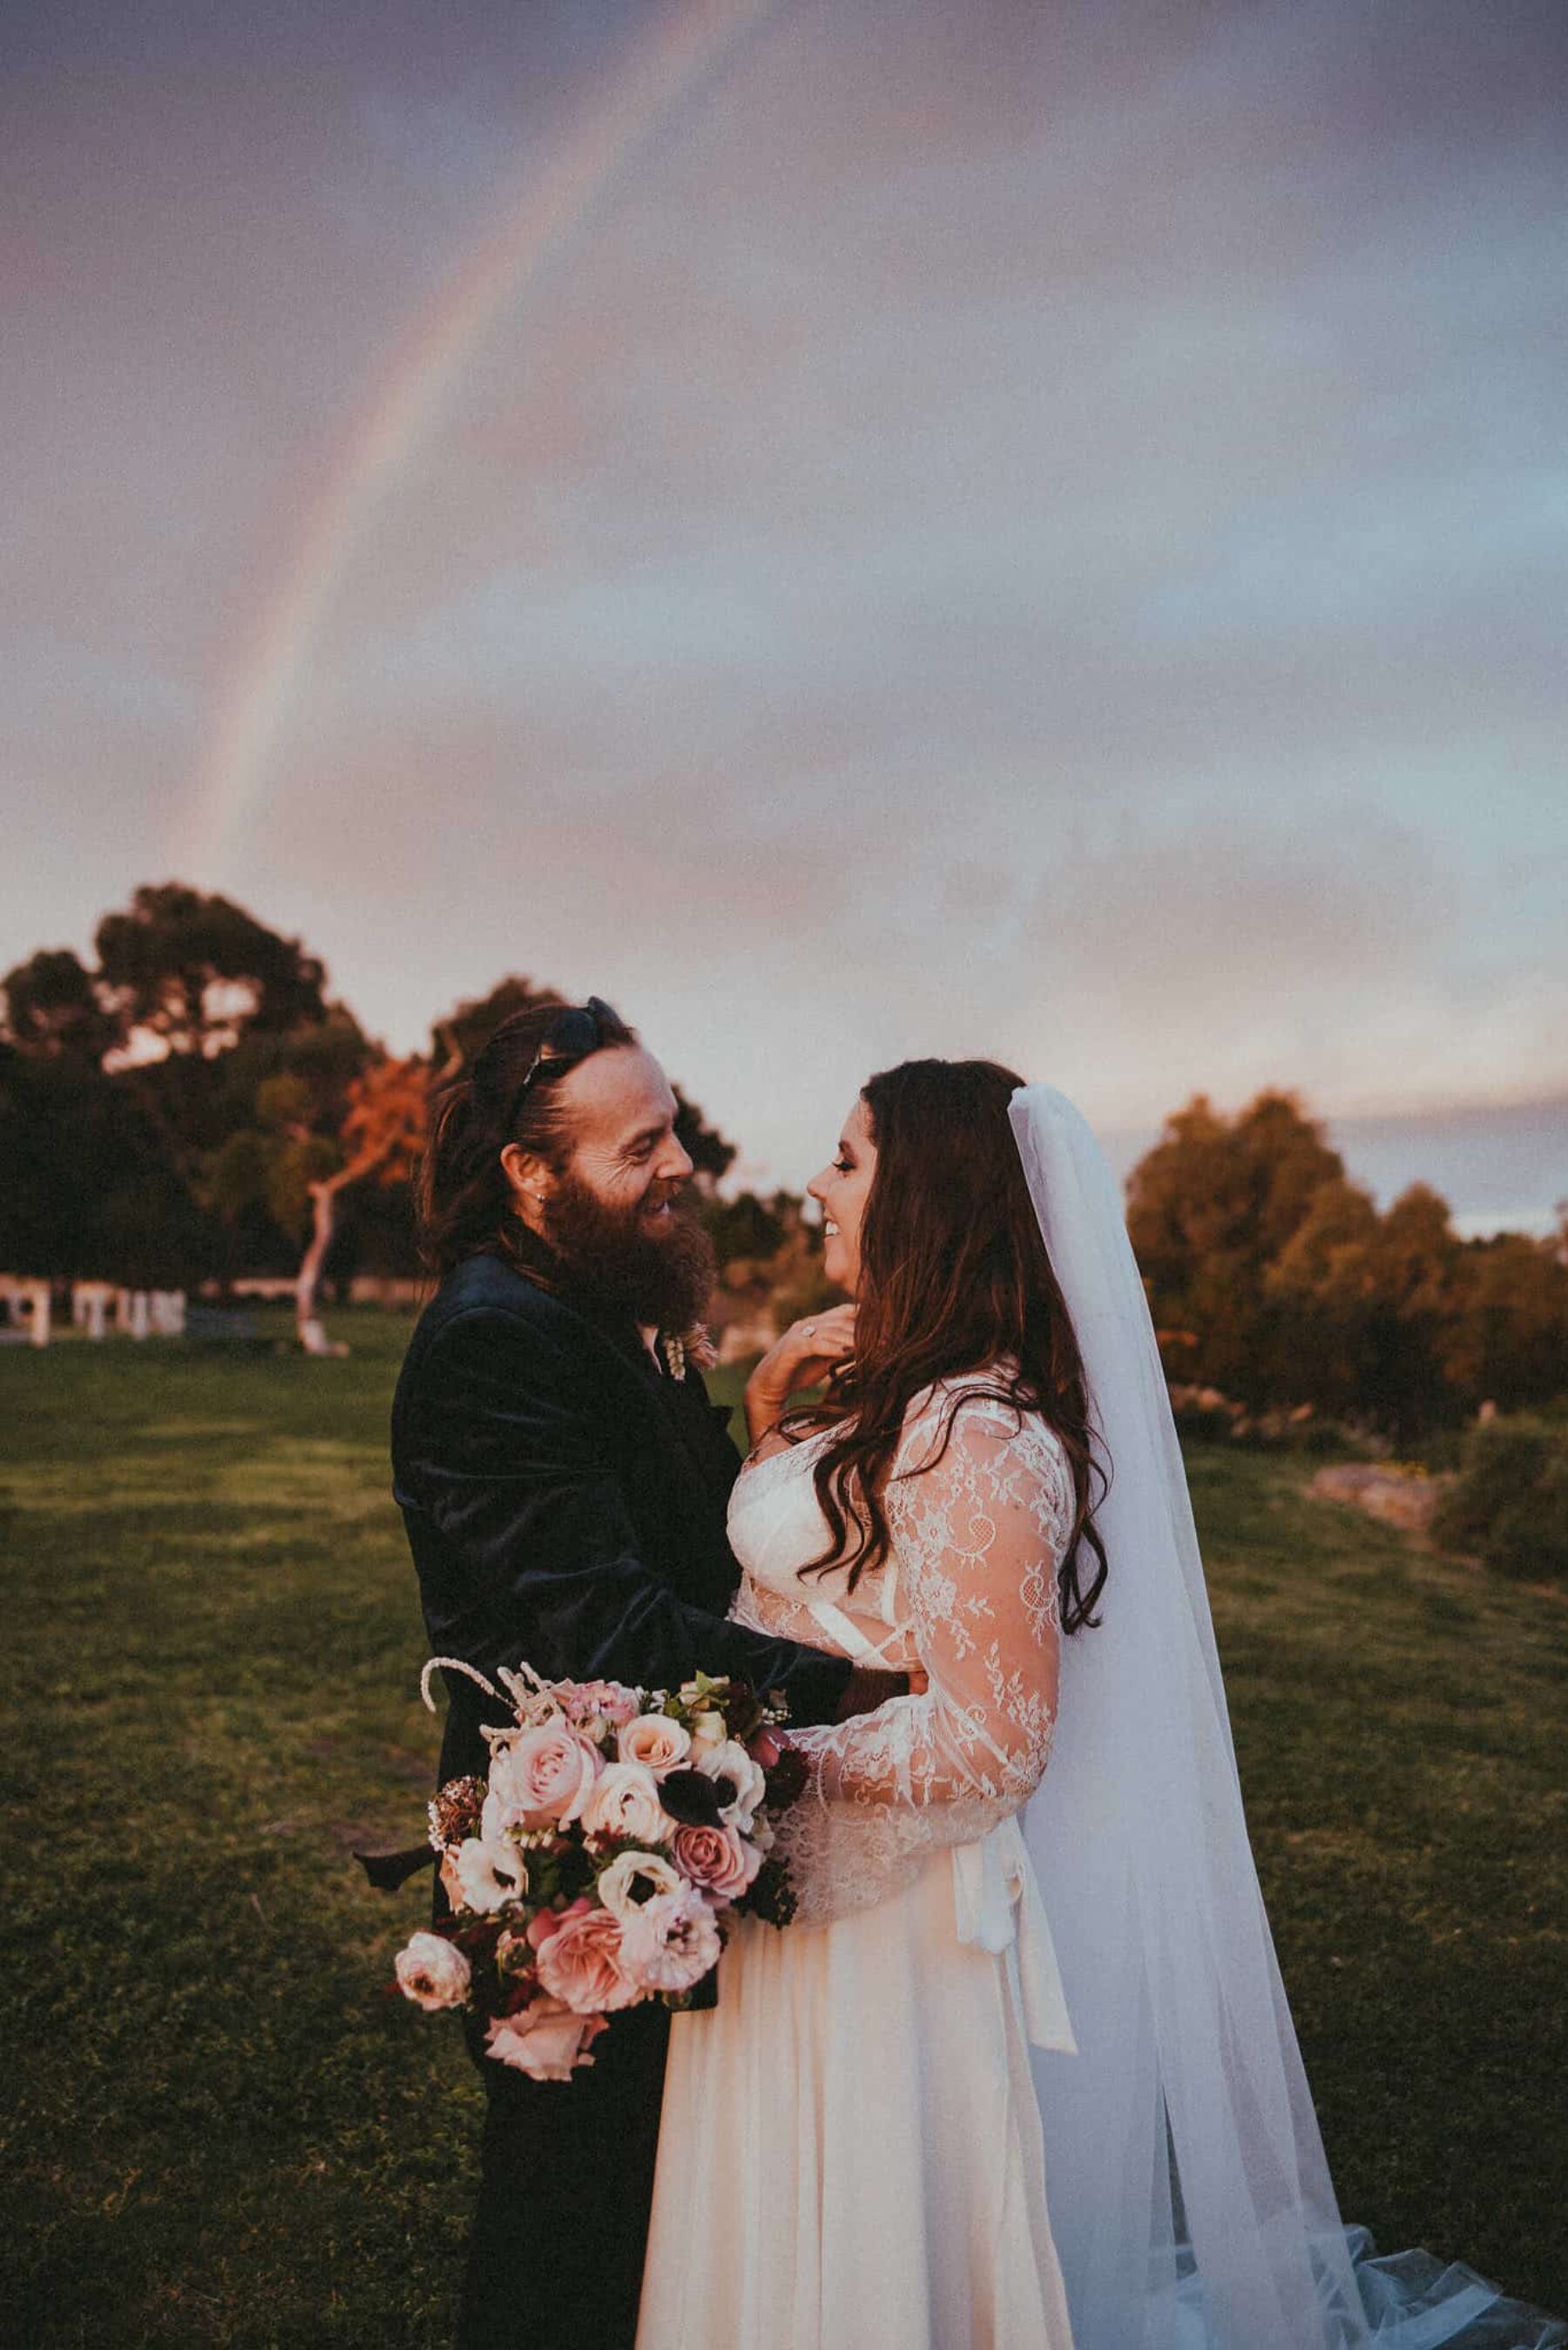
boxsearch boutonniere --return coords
[660,1324,718,1380]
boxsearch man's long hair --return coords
[782,1059,1109,1635]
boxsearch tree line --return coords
[3,883,1564,1426]
[0,884,733,1348]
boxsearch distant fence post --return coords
[25,1279,51,1347]
[149,1290,186,1338]
[72,1283,113,1341]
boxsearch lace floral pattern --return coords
[731,1385,1071,1925]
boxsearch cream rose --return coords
[697,1739,767,1832]
[449,1835,529,1913]
[617,1713,692,1775]
[487,1723,603,1831]
[534,1904,641,2015]
[394,1931,471,2012]
[686,1708,729,1757]
[671,1822,761,1901]
[579,1760,673,1845]
[597,1849,683,1921]
[485,1997,608,2080]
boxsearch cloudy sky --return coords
[4,0,1565,1198]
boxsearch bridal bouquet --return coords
[390,1662,807,2080]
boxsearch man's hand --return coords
[833,1662,929,1722]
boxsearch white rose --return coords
[395,1931,471,2012]
[687,1709,728,1757]
[579,1761,673,1845]
[617,1714,692,1775]
[450,1835,529,1913]
[696,1739,767,1832]
[597,1848,683,1922]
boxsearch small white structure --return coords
[116,1289,152,1341]
[72,1282,116,1341]
[0,1277,52,1345]
[149,1290,186,1338]
[24,1279,50,1347]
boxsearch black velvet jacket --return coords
[391,1250,851,1789]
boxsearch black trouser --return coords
[456,1999,671,2350]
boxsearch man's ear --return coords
[499,1141,553,1231]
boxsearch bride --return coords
[636,1060,1561,2350]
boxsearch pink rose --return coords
[534,1903,641,2015]
[580,1761,673,1845]
[485,1997,608,2081]
[617,1713,692,1775]
[525,1895,593,1953]
[394,1930,471,2012]
[618,1884,723,1995]
[488,1724,603,1830]
[672,1822,761,1901]
[556,1679,640,1730]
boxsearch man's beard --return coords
[541,1173,716,1333]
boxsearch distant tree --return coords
[0,1043,209,1284]
[201,1052,428,1349]
[704,1190,788,1269]
[0,947,122,1065]
[435,976,564,1068]
[1125,1091,1345,1404]
[1314,1183,1462,1439]
[1265,1175,1385,1415]
[1443,1232,1568,1412]
[293,1054,428,1351]
[94,883,330,1059]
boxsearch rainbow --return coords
[179,0,777,881]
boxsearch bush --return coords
[1431,1413,1568,1581]
[1484,1456,1568,1581]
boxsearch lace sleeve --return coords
[776,1398,1069,1916]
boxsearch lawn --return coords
[2,1314,1564,2347]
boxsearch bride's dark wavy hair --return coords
[783,1060,1109,1635]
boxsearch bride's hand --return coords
[744,1304,857,1442]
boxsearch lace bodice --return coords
[729,1383,1071,1924]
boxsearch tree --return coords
[0,947,122,1065]
[199,1052,429,1349]
[1443,1233,1568,1412]
[0,1042,209,1285]
[94,883,329,1059]
[435,975,563,1068]
[293,1054,429,1352]
[1125,1091,1345,1404]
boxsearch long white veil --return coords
[1010,1085,1404,2349]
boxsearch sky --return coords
[3,0,1566,1205]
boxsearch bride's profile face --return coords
[807,1095,877,1295]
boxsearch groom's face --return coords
[510,1045,713,1329]
[549,1045,694,1233]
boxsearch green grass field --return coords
[2,1314,1564,2347]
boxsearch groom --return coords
[391,999,902,2350]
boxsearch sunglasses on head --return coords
[504,996,623,1127]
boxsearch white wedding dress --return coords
[636,1379,1079,2350]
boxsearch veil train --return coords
[1007,1086,1563,2350]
